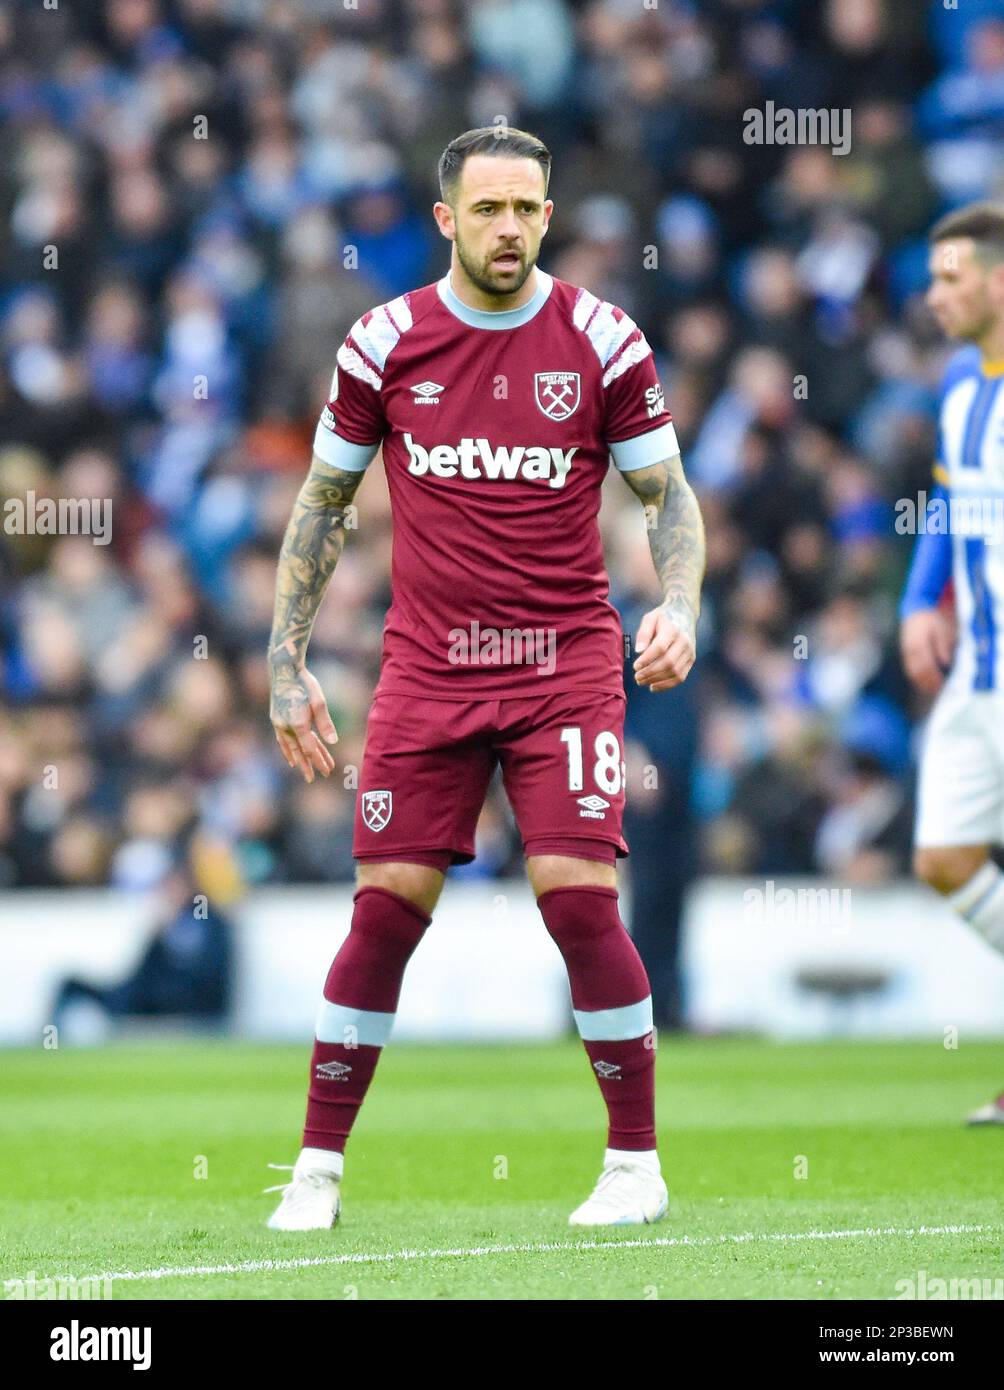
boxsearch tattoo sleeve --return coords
[621,455,706,634]
[268,454,365,680]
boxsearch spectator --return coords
[51,849,235,1043]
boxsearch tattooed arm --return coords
[268,454,365,781]
[620,454,706,691]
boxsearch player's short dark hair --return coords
[929,202,1004,266]
[438,127,551,205]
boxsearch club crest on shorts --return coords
[534,371,581,421]
[361,789,393,832]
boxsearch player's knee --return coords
[913,845,989,895]
[536,882,650,1004]
[527,854,617,897]
[912,847,944,891]
[356,861,444,917]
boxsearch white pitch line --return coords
[53,1223,994,1285]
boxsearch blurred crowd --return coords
[1,0,1002,893]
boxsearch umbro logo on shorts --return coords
[316,1060,352,1081]
[578,794,610,819]
[403,433,577,489]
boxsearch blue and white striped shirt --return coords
[901,347,1004,691]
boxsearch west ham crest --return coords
[361,789,392,832]
[534,371,581,421]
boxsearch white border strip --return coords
[48,1223,991,1285]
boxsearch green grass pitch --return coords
[1,1037,1002,1300]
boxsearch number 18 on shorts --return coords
[352,690,630,866]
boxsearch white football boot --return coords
[568,1157,669,1227]
[265,1149,343,1231]
[966,1091,1004,1126]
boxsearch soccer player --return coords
[264,127,705,1229]
[900,202,1004,1125]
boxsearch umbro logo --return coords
[578,793,610,820]
[315,1060,352,1082]
[593,1060,622,1080]
[410,380,444,404]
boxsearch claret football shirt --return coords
[312,268,679,699]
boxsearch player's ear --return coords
[990,260,1004,306]
[433,200,456,242]
[541,199,554,234]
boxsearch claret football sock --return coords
[537,885,657,1152]
[947,861,1004,955]
[302,886,431,1154]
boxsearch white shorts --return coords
[915,683,1004,847]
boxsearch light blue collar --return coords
[437,268,553,330]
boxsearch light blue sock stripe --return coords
[315,1000,395,1048]
[573,996,653,1042]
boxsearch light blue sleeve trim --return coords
[312,422,380,472]
[609,421,680,472]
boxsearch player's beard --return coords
[960,306,998,344]
[454,232,537,298]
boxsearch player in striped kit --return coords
[900,203,1004,1124]
[263,127,705,1230]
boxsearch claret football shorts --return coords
[352,688,629,867]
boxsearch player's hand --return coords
[270,665,338,782]
[900,607,955,696]
[633,604,697,691]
